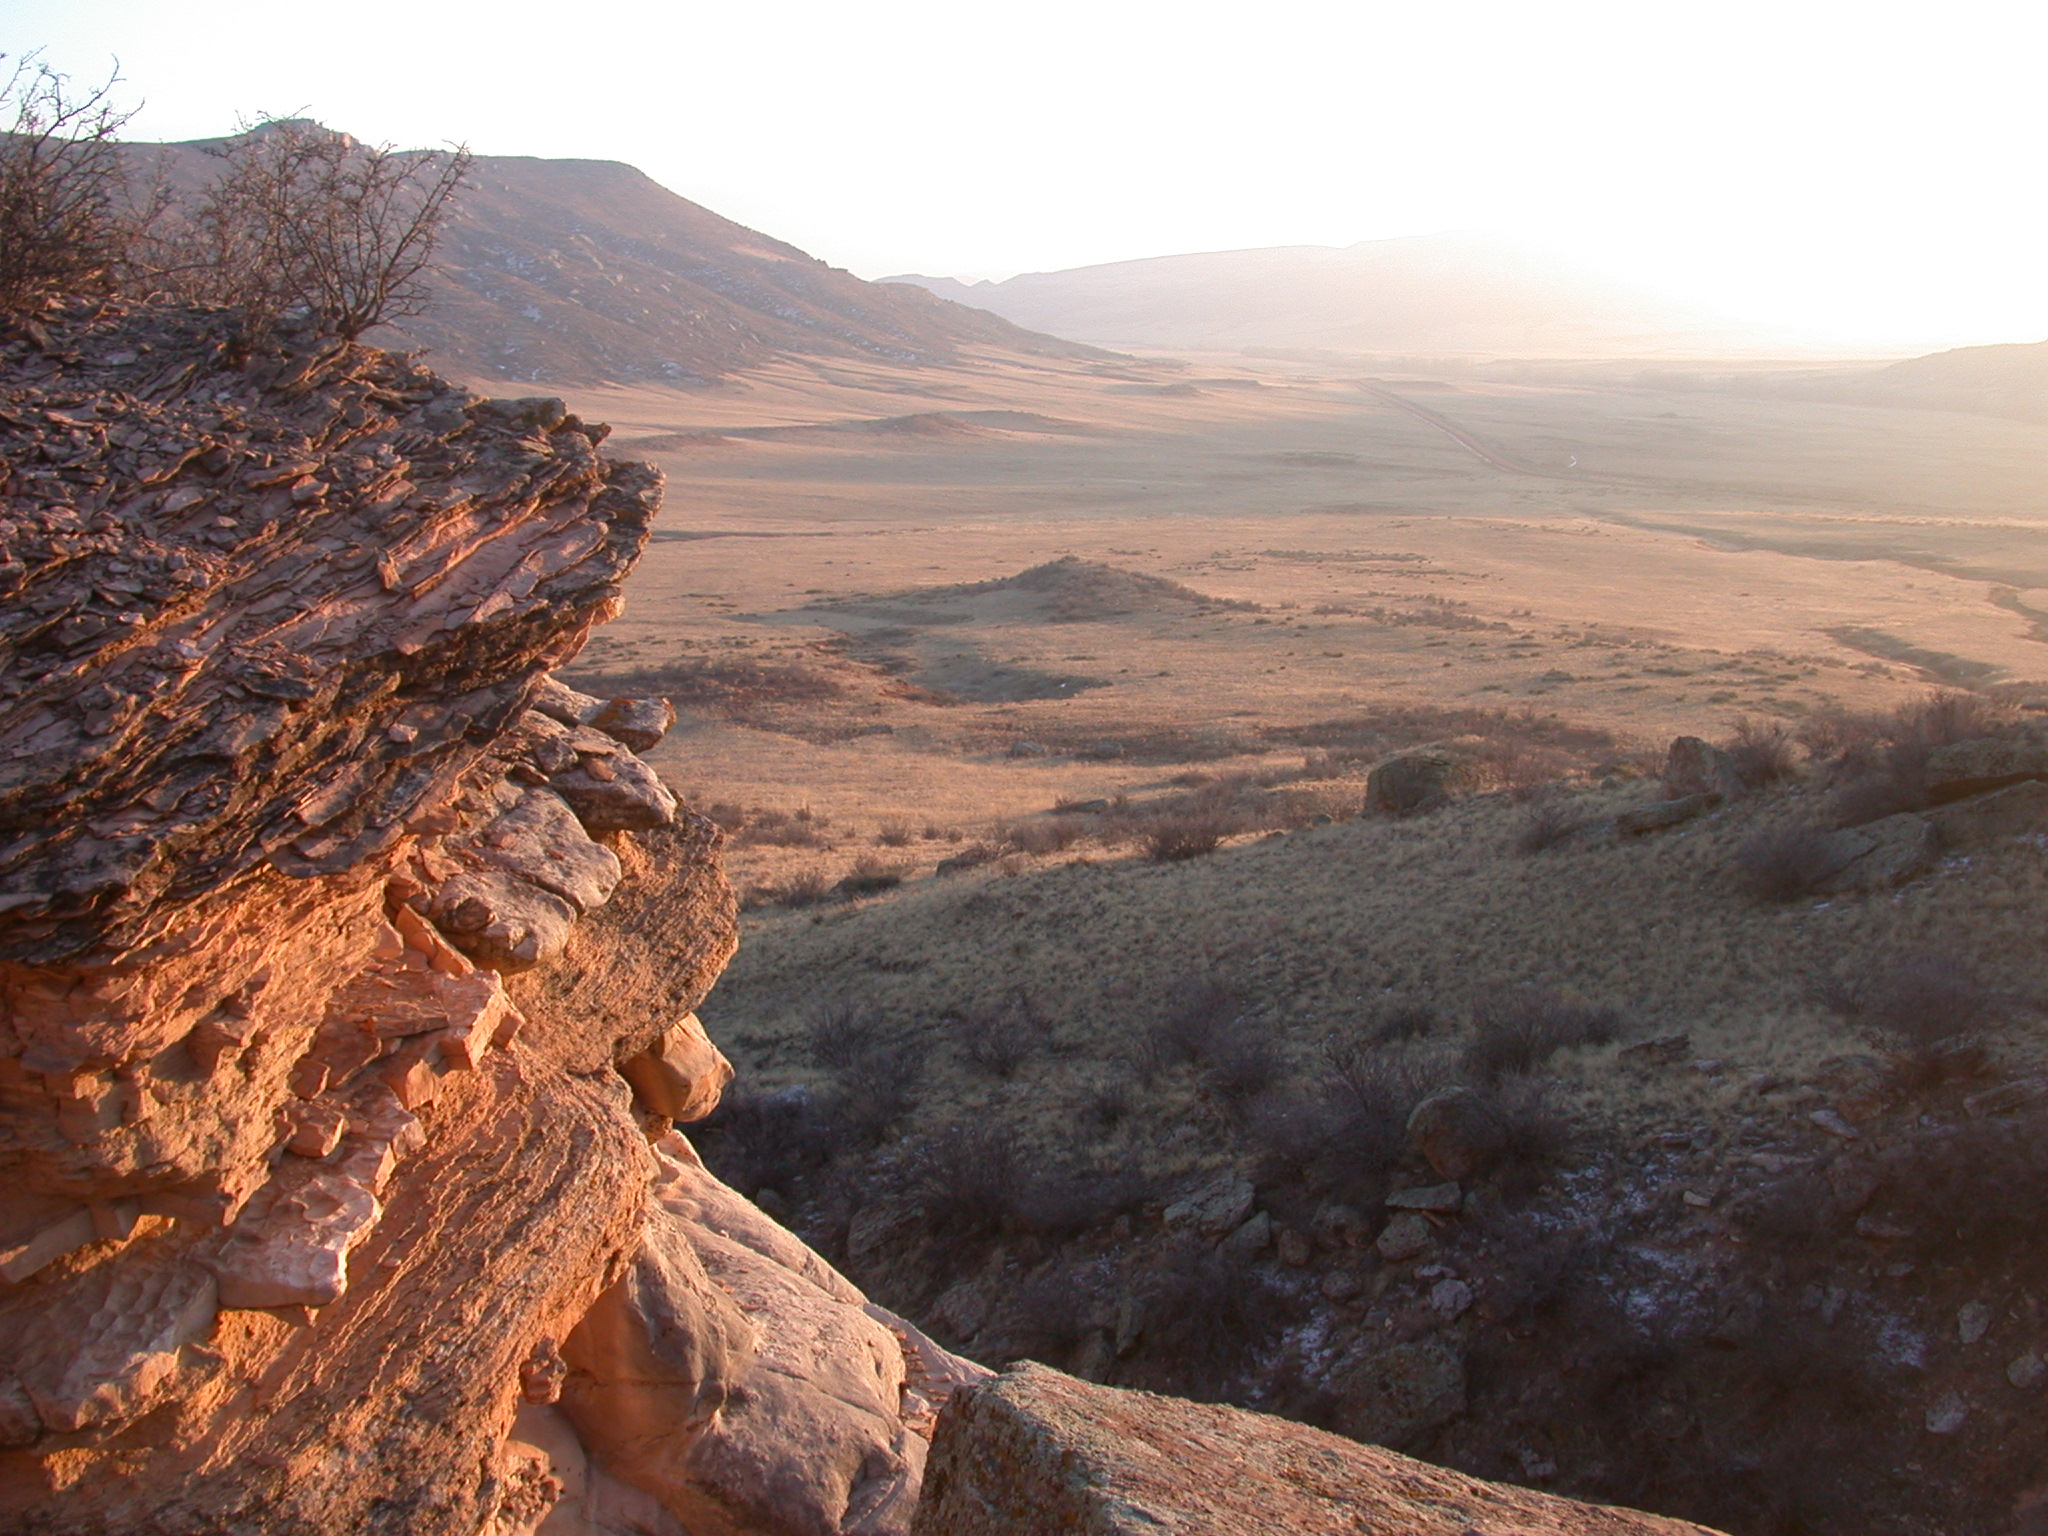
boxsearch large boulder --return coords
[426,867,579,972]
[619,1012,734,1123]
[1928,778,2048,844]
[1324,1336,1467,1447]
[559,1210,758,1456]
[461,786,622,915]
[1923,733,2048,801]
[1812,813,1937,894]
[1366,752,1475,816]
[911,1362,1727,1535]
[561,1137,987,1536]
[593,695,678,753]
[551,742,679,832]
[1663,736,1746,801]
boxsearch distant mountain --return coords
[132,130,1090,385]
[885,234,1830,358]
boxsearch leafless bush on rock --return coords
[0,54,136,318]
[145,116,470,344]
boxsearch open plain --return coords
[528,347,2048,886]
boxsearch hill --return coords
[885,233,1839,358]
[1838,337,2048,422]
[130,128,1092,385]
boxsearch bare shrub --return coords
[1000,816,1088,857]
[978,1263,1103,1366]
[1795,708,1888,767]
[0,55,135,318]
[1733,825,1839,901]
[874,820,914,847]
[1126,1237,1295,1397]
[837,854,908,897]
[1085,1078,1136,1132]
[953,993,1049,1079]
[1009,1162,1154,1238]
[155,118,471,342]
[768,867,833,907]
[1371,1002,1438,1043]
[1197,1028,1284,1119]
[1726,718,1798,788]
[810,1000,886,1072]
[1139,978,1245,1078]
[831,1043,923,1143]
[1248,1037,1435,1205]
[1478,1078,1579,1197]
[1819,952,2001,1090]
[1459,989,1621,1084]
[692,1085,835,1199]
[804,1004,921,1142]
[905,1121,1020,1245]
[734,809,829,848]
[1893,689,2012,748]
[1513,796,1585,855]
[1144,810,1234,861]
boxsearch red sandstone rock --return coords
[913,1363,1730,1536]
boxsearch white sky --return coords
[7,0,2046,348]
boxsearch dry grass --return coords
[700,777,2048,1184]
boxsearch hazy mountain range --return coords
[885,234,1859,359]
[127,131,2042,397]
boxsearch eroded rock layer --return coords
[0,302,724,1533]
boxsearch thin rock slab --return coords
[912,1362,1730,1536]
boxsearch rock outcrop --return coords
[0,301,725,1533]
[913,1363,1728,1535]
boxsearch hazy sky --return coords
[9,0,2046,348]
